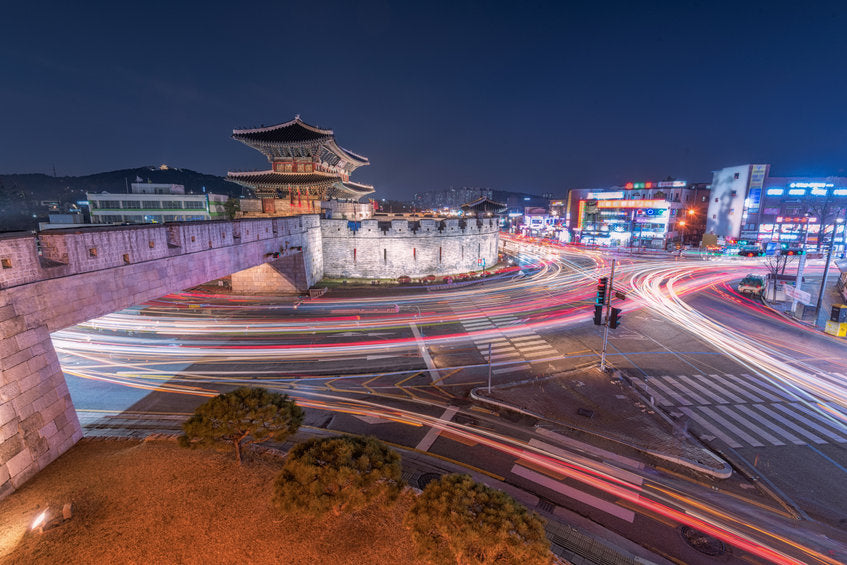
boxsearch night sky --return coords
[2,1,846,200]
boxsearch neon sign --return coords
[766,188,784,196]
[790,182,833,188]
[586,191,624,200]
[596,199,667,208]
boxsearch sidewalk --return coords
[764,265,846,330]
[471,365,731,479]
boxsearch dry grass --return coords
[0,438,421,565]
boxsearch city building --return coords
[565,180,709,248]
[226,116,375,216]
[414,187,549,216]
[706,165,847,254]
[87,183,228,224]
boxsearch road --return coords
[52,238,847,564]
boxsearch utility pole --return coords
[600,259,616,371]
[487,342,493,393]
[814,222,838,328]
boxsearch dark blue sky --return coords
[2,1,846,199]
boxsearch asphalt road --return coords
[56,240,847,564]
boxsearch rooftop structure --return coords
[227,116,374,209]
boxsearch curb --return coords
[469,378,733,480]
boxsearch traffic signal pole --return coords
[600,259,616,371]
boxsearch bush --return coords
[180,387,304,464]
[405,474,552,565]
[275,435,403,517]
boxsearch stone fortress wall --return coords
[0,215,321,501]
[321,217,500,279]
[0,213,499,500]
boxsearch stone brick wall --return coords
[0,216,321,500]
[321,200,374,220]
[321,217,500,279]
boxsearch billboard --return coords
[706,165,753,238]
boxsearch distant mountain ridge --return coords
[0,166,246,232]
[0,166,243,201]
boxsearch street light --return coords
[679,220,687,245]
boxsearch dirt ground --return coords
[0,438,420,565]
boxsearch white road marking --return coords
[511,464,635,523]
[415,406,459,452]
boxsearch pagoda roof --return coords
[461,197,507,210]
[331,180,375,196]
[227,170,339,187]
[226,170,374,199]
[232,116,333,144]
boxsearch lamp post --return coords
[678,220,687,246]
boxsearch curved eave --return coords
[232,116,333,137]
[226,170,340,189]
[328,181,375,199]
[325,139,369,167]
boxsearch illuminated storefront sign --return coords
[623,180,686,189]
[811,187,828,196]
[766,188,784,196]
[788,189,806,196]
[597,199,666,208]
[586,191,624,200]
[835,189,847,196]
[790,182,833,188]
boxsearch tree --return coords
[180,387,304,464]
[274,435,403,517]
[405,474,552,565]
[223,198,240,220]
[764,254,795,301]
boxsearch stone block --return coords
[0,401,17,426]
[5,445,32,479]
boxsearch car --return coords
[737,274,765,295]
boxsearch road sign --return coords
[783,285,812,305]
[615,291,627,300]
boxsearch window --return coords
[89,247,98,258]
[439,247,442,263]
[1,258,11,269]
[184,201,205,209]
[191,235,196,242]
[149,240,155,248]
[383,248,387,263]
[353,248,357,263]
[122,254,130,264]
[413,248,416,260]
[121,200,141,209]
[734,172,740,179]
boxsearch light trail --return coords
[54,240,847,564]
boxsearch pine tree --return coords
[274,435,403,517]
[179,387,303,464]
[405,474,552,565]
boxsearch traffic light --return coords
[596,277,608,305]
[593,304,603,326]
[609,307,622,329]
[780,248,805,256]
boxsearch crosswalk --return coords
[457,312,560,375]
[633,372,847,448]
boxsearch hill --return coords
[0,166,245,232]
